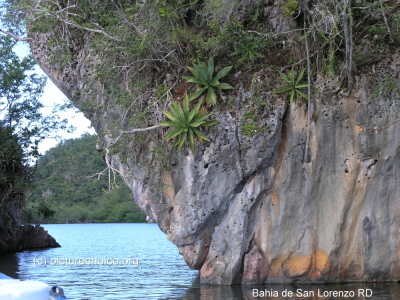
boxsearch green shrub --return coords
[282,0,299,16]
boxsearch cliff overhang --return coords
[21,0,400,284]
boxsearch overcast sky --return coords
[38,80,96,153]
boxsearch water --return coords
[0,223,399,299]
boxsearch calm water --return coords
[0,223,399,299]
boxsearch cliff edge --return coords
[24,0,400,284]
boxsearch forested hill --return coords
[25,134,146,223]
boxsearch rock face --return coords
[0,183,60,255]
[17,225,61,251]
[163,58,400,285]
[0,223,60,255]
[28,26,400,285]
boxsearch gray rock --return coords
[27,30,400,285]
[0,223,60,255]
[17,224,61,251]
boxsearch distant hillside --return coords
[24,134,146,223]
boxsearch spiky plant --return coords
[183,57,233,106]
[231,43,263,65]
[274,68,308,104]
[159,94,218,152]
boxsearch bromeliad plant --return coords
[274,68,308,104]
[183,57,233,106]
[160,93,219,152]
[231,43,264,65]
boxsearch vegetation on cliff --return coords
[0,0,397,159]
[0,0,397,205]
[25,134,146,223]
[160,94,219,151]
[0,124,26,244]
[0,0,398,210]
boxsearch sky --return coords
[37,80,96,153]
[14,42,96,154]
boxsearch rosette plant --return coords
[160,93,218,152]
[232,43,264,64]
[274,68,308,104]
[183,57,233,106]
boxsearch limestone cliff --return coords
[25,0,400,285]
[0,194,60,255]
[0,178,60,255]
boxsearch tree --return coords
[0,125,25,213]
[0,35,72,160]
[0,35,45,214]
[0,34,72,225]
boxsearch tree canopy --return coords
[0,34,74,230]
[25,134,146,223]
[0,35,73,160]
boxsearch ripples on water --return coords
[0,223,399,299]
[5,224,199,299]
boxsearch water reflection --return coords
[1,224,400,300]
[0,253,19,278]
[177,276,400,300]
[179,277,245,300]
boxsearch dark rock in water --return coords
[0,164,60,254]
[0,224,60,255]
[17,224,60,250]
